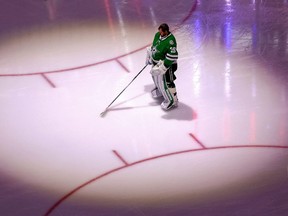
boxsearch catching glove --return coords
[150,60,167,75]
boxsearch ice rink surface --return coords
[0,0,287,215]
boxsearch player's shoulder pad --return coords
[168,34,177,46]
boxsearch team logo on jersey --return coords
[169,40,174,45]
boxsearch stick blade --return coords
[100,110,108,117]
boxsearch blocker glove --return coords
[151,60,167,75]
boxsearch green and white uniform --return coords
[150,32,179,110]
[151,32,178,67]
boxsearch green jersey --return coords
[151,32,178,68]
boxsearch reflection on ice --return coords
[0,0,287,215]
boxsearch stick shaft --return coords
[104,64,148,111]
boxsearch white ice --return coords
[0,0,287,215]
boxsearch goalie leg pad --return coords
[161,87,178,110]
[151,74,163,98]
[156,75,178,110]
[151,87,163,98]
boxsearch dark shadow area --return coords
[161,102,196,121]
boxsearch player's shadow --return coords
[144,84,196,121]
[105,85,196,121]
[162,102,196,121]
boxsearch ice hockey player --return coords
[146,23,178,110]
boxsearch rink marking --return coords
[0,46,147,77]
[41,73,56,88]
[44,144,288,216]
[112,150,129,166]
[189,133,207,149]
[0,0,198,78]
[116,59,130,73]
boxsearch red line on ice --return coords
[44,144,288,216]
[189,133,207,149]
[0,46,148,77]
[0,1,198,78]
[116,59,130,73]
[41,73,56,88]
[112,150,129,166]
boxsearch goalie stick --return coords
[100,64,148,117]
